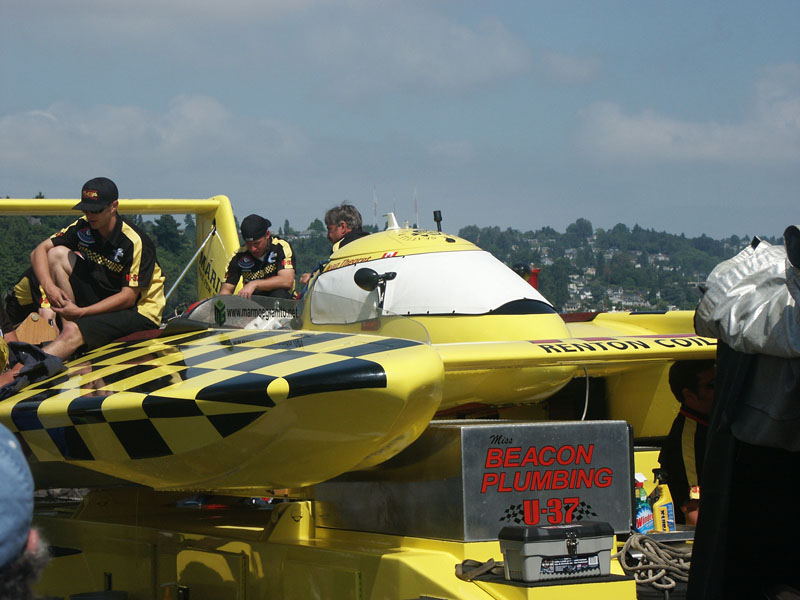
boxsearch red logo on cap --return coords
[83,190,99,199]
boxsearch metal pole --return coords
[165,226,217,301]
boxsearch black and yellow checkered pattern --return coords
[1,328,421,464]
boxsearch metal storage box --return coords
[499,521,614,582]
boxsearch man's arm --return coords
[53,286,138,320]
[220,254,241,295]
[30,238,70,309]
[681,499,700,525]
[238,269,295,298]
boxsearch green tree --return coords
[283,219,297,236]
[459,225,481,244]
[539,258,572,311]
[566,218,593,239]
[153,215,182,253]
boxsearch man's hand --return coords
[52,300,86,321]
[43,284,70,309]
[237,281,260,299]
[681,499,700,526]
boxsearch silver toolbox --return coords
[499,521,614,582]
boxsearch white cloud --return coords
[0,97,307,179]
[576,64,800,164]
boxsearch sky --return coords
[2,1,799,239]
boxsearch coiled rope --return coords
[455,558,505,581]
[615,533,691,591]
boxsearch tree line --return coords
[459,218,764,311]
[1,206,760,316]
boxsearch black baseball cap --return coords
[241,214,271,241]
[73,177,119,212]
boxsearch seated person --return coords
[0,299,18,343]
[299,203,369,286]
[220,214,296,299]
[325,203,369,252]
[30,177,165,359]
[3,267,56,340]
[658,359,715,525]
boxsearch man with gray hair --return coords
[324,203,369,252]
[0,423,48,599]
[300,203,370,287]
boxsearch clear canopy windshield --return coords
[180,292,431,343]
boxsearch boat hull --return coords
[0,327,443,491]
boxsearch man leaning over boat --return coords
[219,214,296,299]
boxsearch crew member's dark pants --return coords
[69,258,159,350]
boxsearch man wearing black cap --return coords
[29,177,165,358]
[220,214,296,299]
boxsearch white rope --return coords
[614,533,691,591]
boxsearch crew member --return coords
[324,203,369,252]
[299,203,369,286]
[220,214,296,299]
[3,267,53,340]
[30,177,165,359]
[658,359,715,525]
[0,301,18,342]
[0,423,49,599]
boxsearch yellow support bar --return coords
[0,196,240,301]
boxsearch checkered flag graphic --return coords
[499,503,525,524]
[572,501,599,521]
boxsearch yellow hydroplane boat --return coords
[0,196,712,599]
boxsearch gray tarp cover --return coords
[695,225,800,357]
[694,225,800,450]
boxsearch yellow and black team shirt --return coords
[225,236,297,296]
[11,268,43,307]
[51,216,166,325]
[658,406,708,524]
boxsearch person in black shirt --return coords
[324,203,369,252]
[0,301,17,342]
[658,359,715,525]
[299,203,369,287]
[3,267,52,339]
[30,177,165,359]
[221,214,296,299]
